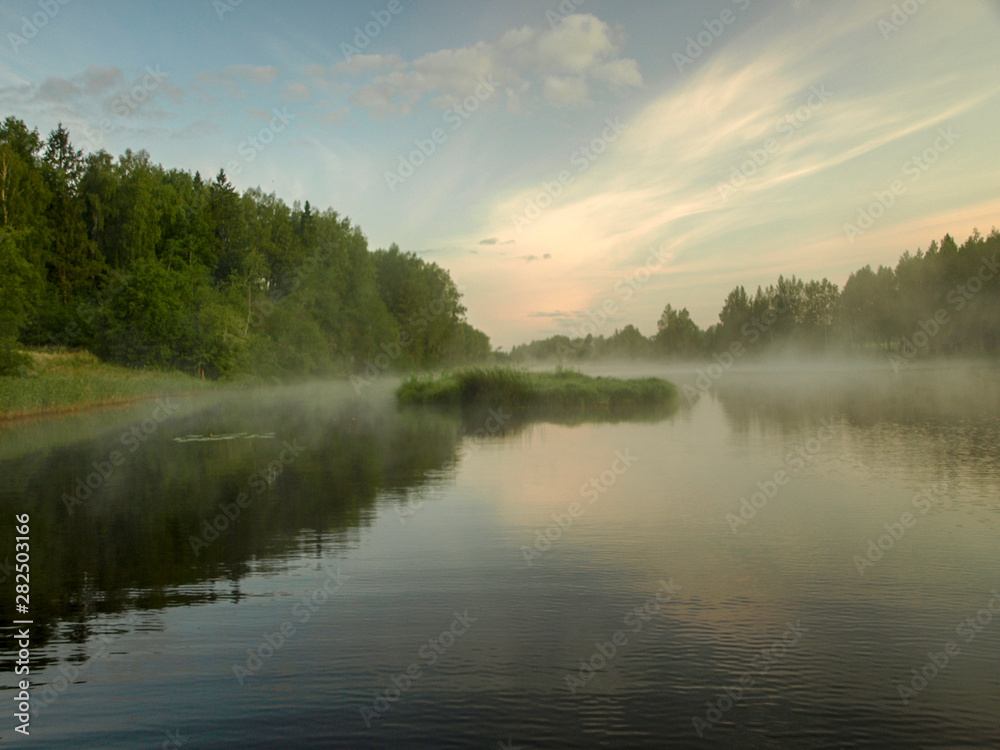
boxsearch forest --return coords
[0,117,491,378]
[511,229,1000,364]
[1,117,996,380]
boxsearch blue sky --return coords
[2,0,998,347]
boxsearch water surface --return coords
[1,367,999,748]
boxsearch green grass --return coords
[0,350,221,419]
[396,366,677,420]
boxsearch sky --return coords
[1,0,999,348]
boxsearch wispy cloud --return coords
[196,64,278,97]
[281,82,311,101]
[449,0,1000,343]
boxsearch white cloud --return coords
[0,65,179,125]
[236,65,278,85]
[593,58,643,89]
[313,108,349,126]
[350,81,405,119]
[36,77,79,103]
[542,75,591,107]
[171,120,219,139]
[531,14,618,75]
[80,66,125,96]
[281,82,311,101]
[342,13,641,117]
[332,54,403,74]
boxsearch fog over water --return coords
[2,362,998,748]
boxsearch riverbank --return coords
[0,350,222,420]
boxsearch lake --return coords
[2,365,999,748]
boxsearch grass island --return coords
[396,367,678,419]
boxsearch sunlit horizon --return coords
[3,0,998,347]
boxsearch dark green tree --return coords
[656,304,703,356]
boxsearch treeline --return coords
[0,117,490,377]
[511,228,1000,362]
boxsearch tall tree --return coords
[656,304,703,356]
[42,124,104,307]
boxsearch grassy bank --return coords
[0,350,221,419]
[397,367,677,419]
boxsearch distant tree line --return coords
[511,229,1000,363]
[0,117,490,377]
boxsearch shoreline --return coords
[0,350,231,423]
[0,390,225,424]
